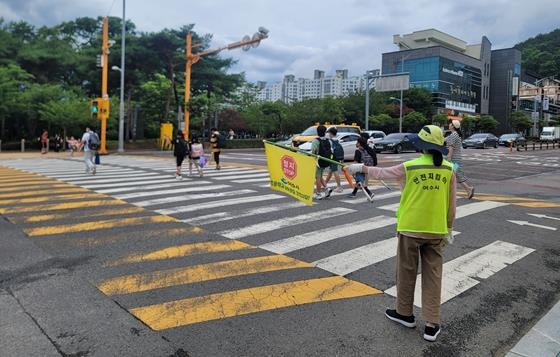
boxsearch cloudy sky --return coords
[1,0,559,83]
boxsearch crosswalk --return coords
[0,156,544,330]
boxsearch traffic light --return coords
[91,100,99,119]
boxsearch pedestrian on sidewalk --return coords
[209,128,222,170]
[311,125,333,200]
[40,129,48,154]
[81,127,98,175]
[324,127,344,193]
[348,125,457,342]
[173,130,188,180]
[347,137,377,199]
[188,137,204,177]
[446,119,475,199]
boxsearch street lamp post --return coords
[364,69,379,131]
[184,27,269,140]
[117,0,126,152]
[390,96,404,132]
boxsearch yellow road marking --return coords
[129,276,382,330]
[0,176,49,182]
[105,240,254,266]
[513,202,560,208]
[0,193,105,206]
[98,255,311,295]
[25,215,177,236]
[63,227,201,248]
[15,207,146,223]
[0,199,123,214]
[467,195,535,202]
[0,184,73,194]
[0,180,58,188]
[0,186,86,199]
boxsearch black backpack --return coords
[316,138,333,168]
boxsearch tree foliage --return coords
[515,28,560,78]
[509,111,532,133]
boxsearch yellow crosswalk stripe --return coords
[0,176,50,183]
[105,240,254,266]
[129,276,382,330]
[0,184,73,194]
[98,255,311,295]
[14,207,146,223]
[0,185,86,199]
[0,193,105,206]
[62,227,201,248]
[24,215,178,236]
[0,199,124,214]
[0,180,58,188]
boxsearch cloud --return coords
[3,0,560,83]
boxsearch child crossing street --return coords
[348,137,377,200]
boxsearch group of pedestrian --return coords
[173,130,205,179]
[311,125,378,201]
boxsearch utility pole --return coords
[365,74,370,131]
[184,28,269,140]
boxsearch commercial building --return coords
[488,48,522,133]
[382,29,492,116]
[256,70,367,103]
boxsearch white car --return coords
[297,133,361,161]
[362,130,386,148]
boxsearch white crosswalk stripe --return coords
[0,155,534,308]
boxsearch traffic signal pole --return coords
[99,16,109,154]
[183,28,269,140]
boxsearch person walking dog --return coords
[348,125,457,342]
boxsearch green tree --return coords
[0,64,34,139]
[515,28,560,78]
[403,87,433,117]
[461,116,476,136]
[370,113,398,133]
[39,95,91,139]
[403,111,428,132]
[478,115,499,132]
[509,111,532,133]
[432,113,449,126]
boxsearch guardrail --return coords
[514,140,560,151]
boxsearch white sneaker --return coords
[334,186,344,193]
[314,192,324,200]
[175,174,182,180]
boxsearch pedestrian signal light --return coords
[91,100,99,119]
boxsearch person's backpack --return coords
[217,134,226,149]
[332,139,344,161]
[191,143,203,158]
[88,132,100,150]
[316,138,333,168]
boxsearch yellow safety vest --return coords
[396,154,453,235]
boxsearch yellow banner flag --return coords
[264,142,316,206]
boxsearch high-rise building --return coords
[256,70,368,103]
[488,48,522,133]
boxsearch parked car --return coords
[462,133,499,149]
[498,133,526,147]
[362,130,387,148]
[297,132,361,160]
[374,133,417,153]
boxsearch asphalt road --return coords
[0,146,559,356]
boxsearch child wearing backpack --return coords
[311,125,334,200]
[348,136,377,200]
[188,137,204,177]
[324,127,344,193]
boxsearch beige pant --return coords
[396,233,444,324]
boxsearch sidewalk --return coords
[506,299,560,357]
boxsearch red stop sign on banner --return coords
[281,155,297,180]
